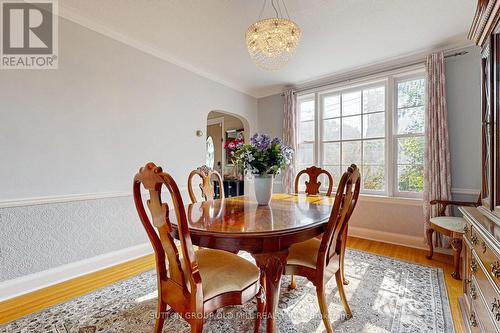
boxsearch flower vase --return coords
[254,175,274,205]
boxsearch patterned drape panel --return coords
[282,89,297,194]
[423,52,452,248]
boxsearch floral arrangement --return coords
[233,133,293,176]
[224,137,244,152]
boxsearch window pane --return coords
[342,141,361,165]
[397,136,424,164]
[398,164,424,192]
[323,142,340,165]
[363,112,385,138]
[323,118,340,141]
[397,79,425,108]
[299,100,315,121]
[323,94,340,118]
[342,91,361,116]
[342,115,362,140]
[298,143,314,165]
[363,165,385,191]
[397,136,424,193]
[299,120,314,142]
[363,139,385,165]
[397,106,424,134]
[363,86,385,113]
[322,165,341,188]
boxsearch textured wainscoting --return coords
[0,195,147,283]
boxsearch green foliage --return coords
[398,137,424,192]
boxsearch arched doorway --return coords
[206,110,249,197]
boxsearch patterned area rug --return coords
[1,249,454,333]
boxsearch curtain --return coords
[282,89,298,194]
[423,52,452,248]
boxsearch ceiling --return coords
[59,0,476,98]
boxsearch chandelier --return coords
[246,0,301,70]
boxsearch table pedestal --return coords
[252,250,289,333]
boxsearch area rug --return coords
[0,249,454,333]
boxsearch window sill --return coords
[359,194,423,206]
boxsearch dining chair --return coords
[294,166,334,196]
[291,166,343,289]
[133,162,264,333]
[188,165,224,204]
[284,164,361,333]
[426,194,481,279]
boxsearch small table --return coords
[170,193,334,333]
[427,216,466,279]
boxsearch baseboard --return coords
[348,226,453,256]
[0,243,153,301]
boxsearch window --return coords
[394,77,425,196]
[295,70,426,198]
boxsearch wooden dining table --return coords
[169,193,335,333]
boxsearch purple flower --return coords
[271,137,282,146]
[250,133,272,150]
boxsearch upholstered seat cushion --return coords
[181,249,260,301]
[430,216,466,233]
[286,238,339,271]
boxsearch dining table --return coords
[169,193,335,333]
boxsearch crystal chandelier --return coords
[246,0,301,70]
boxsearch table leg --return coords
[252,250,288,333]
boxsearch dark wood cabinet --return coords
[461,2,500,332]
[214,179,244,199]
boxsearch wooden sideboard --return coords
[460,1,500,332]
[460,207,500,332]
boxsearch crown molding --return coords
[254,39,476,98]
[57,5,257,98]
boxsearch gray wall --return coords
[257,95,284,139]
[445,46,482,199]
[0,18,257,281]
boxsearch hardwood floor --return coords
[0,254,156,324]
[0,237,463,331]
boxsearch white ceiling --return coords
[60,0,476,98]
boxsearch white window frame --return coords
[295,66,426,198]
[391,72,426,198]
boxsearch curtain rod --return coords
[280,51,469,96]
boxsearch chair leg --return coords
[289,274,297,289]
[315,283,333,333]
[190,318,204,333]
[450,238,462,280]
[335,270,352,320]
[154,300,167,333]
[254,274,266,333]
[340,226,349,285]
[426,228,434,259]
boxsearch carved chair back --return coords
[318,164,361,269]
[188,165,224,204]
[294,166,334,196]
[133,163,202,311]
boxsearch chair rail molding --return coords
[0,187,191,209]
[0,191,131,209]
[451,188,481,196]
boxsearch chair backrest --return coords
[294,166,334,196]
[133,162,201,299]
[318,164,361,268]
[188,165,224,203]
